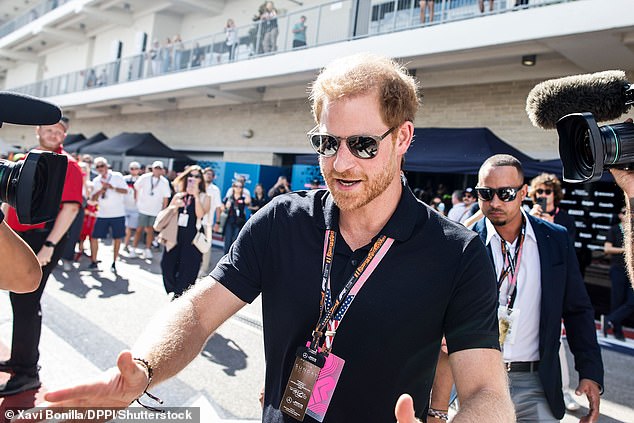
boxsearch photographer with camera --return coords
[0,116,83,396]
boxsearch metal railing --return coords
[9,0,568,97]
[0,0,72,39]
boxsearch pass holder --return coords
[498,306,520,346]
[280,346,326,421]
[178,213,189,227]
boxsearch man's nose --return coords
[332,140,356,173]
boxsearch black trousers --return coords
[161,241,202,297]
[9,230,67,376]
[62,206,84,261]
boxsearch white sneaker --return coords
[127,249,137,258]
[563,391,580,411]
[62,260,72,272]
[144,248,153,259]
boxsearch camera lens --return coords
[0,160,20,206]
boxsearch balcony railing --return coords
[10,0,568,98]
[0,0,72,39]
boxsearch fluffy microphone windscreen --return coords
[0,91,62,126]
[526,70,630,129]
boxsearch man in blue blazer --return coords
[473,154,603,422]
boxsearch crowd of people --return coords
[1,52,633,423]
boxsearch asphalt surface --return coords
[0,240,632,422]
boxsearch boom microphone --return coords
[0,91,62,127]
[526,70,633,129]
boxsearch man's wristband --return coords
[132,357,165,412]
[43,240,56,248]
[427,408,448,421]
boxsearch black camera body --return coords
[557,81,634,184]
[558,113,634,183]
[0,150,67,224]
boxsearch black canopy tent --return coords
[64,133,86,145]
[406,128,562,177]
[64,132,107,153]
[80,132,194,170]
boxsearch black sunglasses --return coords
[189,174,202,178]
[475,186,523,202]
[535,188,553,195]
[308,126,395,159]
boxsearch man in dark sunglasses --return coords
[470,154,603,422]
[37,53,512,423]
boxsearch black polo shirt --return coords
[211,183,499,422]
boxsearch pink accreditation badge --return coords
[305,352,345,422]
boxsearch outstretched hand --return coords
[576,378,601,423]
[29,351,148,414]
[395,394,421,423]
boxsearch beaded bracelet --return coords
[427,407,449,421]
[132,357,165,413]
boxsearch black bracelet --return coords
[132,357,165,413]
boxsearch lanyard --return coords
[150,176,159,195]
[310,229,394,352]
[181,194,193,214]
[497,216,526,310]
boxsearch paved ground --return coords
[0,240,632,422]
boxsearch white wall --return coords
[43,43,90,78]
[5,61,39,87]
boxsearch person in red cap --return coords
[0,116,83,396]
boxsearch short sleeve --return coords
[60,157,83,204]
[444,237,500,354]
[209,204,272,303]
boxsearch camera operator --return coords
[0,117,83,396]
[0,205,42,292]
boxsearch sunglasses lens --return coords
[476,188,494,201]
[499,188,519,202]
[348,136,379,159]
[310,134,338,157]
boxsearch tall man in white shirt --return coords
[472,154,603,422]
[132,160,171,260]
[90,157,129,272]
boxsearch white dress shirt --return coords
[485,211,542,362]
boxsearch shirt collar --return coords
[484,209,537,246]
[320,174,421,242]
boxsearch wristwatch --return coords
[43,240,57,248]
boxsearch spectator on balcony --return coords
[85,69,97,88]
[173,34,184,71]
[260,1,278,54]
[148,39,161,76]
[479,0,494,13]
[160,37,173,73]
[420,0,435,24]
[292,15,307,48]
[223,19,239,62]
[97,68,107,87]
[191,42,204,67]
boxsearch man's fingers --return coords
[43,380,107,403]
[394,393,418,423]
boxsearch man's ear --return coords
[395,121,414,155]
